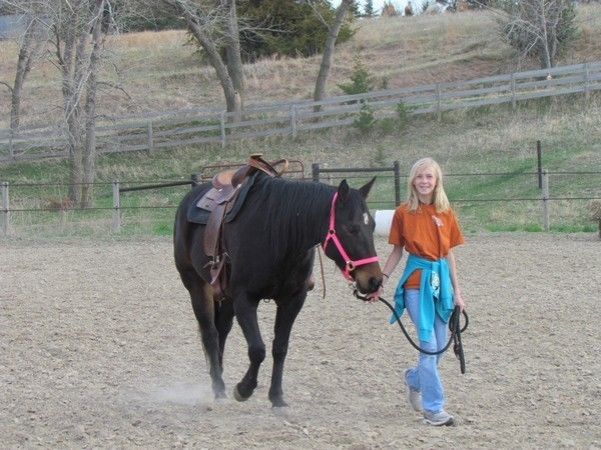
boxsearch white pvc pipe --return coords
[374,210,394,236]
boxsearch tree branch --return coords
[0,81,14,94]
[97,81,132,100]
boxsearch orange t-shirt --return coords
[388,202,464,289]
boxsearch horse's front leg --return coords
[232,294,265,402]
[269,291,307,407]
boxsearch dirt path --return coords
[1,234,600,449]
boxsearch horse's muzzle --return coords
[354,270,384,295]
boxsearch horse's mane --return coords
[252,174,335,257]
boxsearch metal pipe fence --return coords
[2,166,600,237]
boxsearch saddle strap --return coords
[204,202,227,257]
[208,256,228,299]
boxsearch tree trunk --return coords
[58,0,88,204]
[539,1,553,70]
[10,18,38,131]
[223,0,245,103]
[313,0,351,111]
[547,1,562,69]
[81,0,106,208]
[185,15,242,119]
[57,9,80,203]
[161,0,245,120]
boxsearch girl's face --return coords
[413,166,437,201]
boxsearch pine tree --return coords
[364,0,374,17]
[349,0,361,17]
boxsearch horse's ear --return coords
[358,177,376,199]
[337,179,350,202]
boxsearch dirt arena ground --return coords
[1,233,600,449]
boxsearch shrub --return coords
[396,101,416,131]
[353,102,376,135]
[338,57,375,96]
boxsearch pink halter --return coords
[322,192,379,280]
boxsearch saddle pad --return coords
[186,172,257,225]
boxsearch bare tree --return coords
[493,0,577,70]
[4,0,109,205]
[159,0,244,118]
[10,19,38,130]
[310,0,353,108]
[81,0,106,206]
[0,9,46,133]
[46,0,107,205]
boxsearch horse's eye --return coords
[344,224,360,235]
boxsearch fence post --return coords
[393,160,401,206]
[511,73,516,110]
[311,163,320,183]
[537,140,542,189]
[220,111,226,148]
[8,130,15,160]
[435,83,442,121]
[147,121,154,152]
[1,181,9,235]
[112,181,121,233]
[541,170,550,231]
[584,62,590,101]
[290,105,297,139]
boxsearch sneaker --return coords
[403,369,422,412]
[423,409,454,426]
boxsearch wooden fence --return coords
[1,61,601,162]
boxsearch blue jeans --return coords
[403,289,448,413]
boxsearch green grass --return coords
[2,5,601,238]
[2,93,600,238]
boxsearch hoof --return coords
[271,400,289,409]
[233,385,249,402]
[272,405,290,417]
[269,395,288,408]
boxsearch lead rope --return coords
[317,245,327,299]
[354,290,468,374]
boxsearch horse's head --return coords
[322,177,383,295]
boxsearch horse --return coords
[173,163,383,407]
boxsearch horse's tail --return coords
[173,184,208,274]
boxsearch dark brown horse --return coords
[173,168,383,407]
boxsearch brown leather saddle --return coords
[196,154,288,298]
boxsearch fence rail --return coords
[2,165,600,236]
[1,61,601,161]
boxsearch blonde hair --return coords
[406,157,450,212]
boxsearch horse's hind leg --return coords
[269,293,306,407]
[182,270,227,399]
[232,295,265,402]
[214,299,235,369]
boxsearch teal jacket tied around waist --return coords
[389,253,455,342]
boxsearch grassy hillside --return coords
[2,5,601,125]
[0,5,600,237]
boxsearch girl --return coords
[374,157,465,426]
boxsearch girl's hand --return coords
[454,291,466,312]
